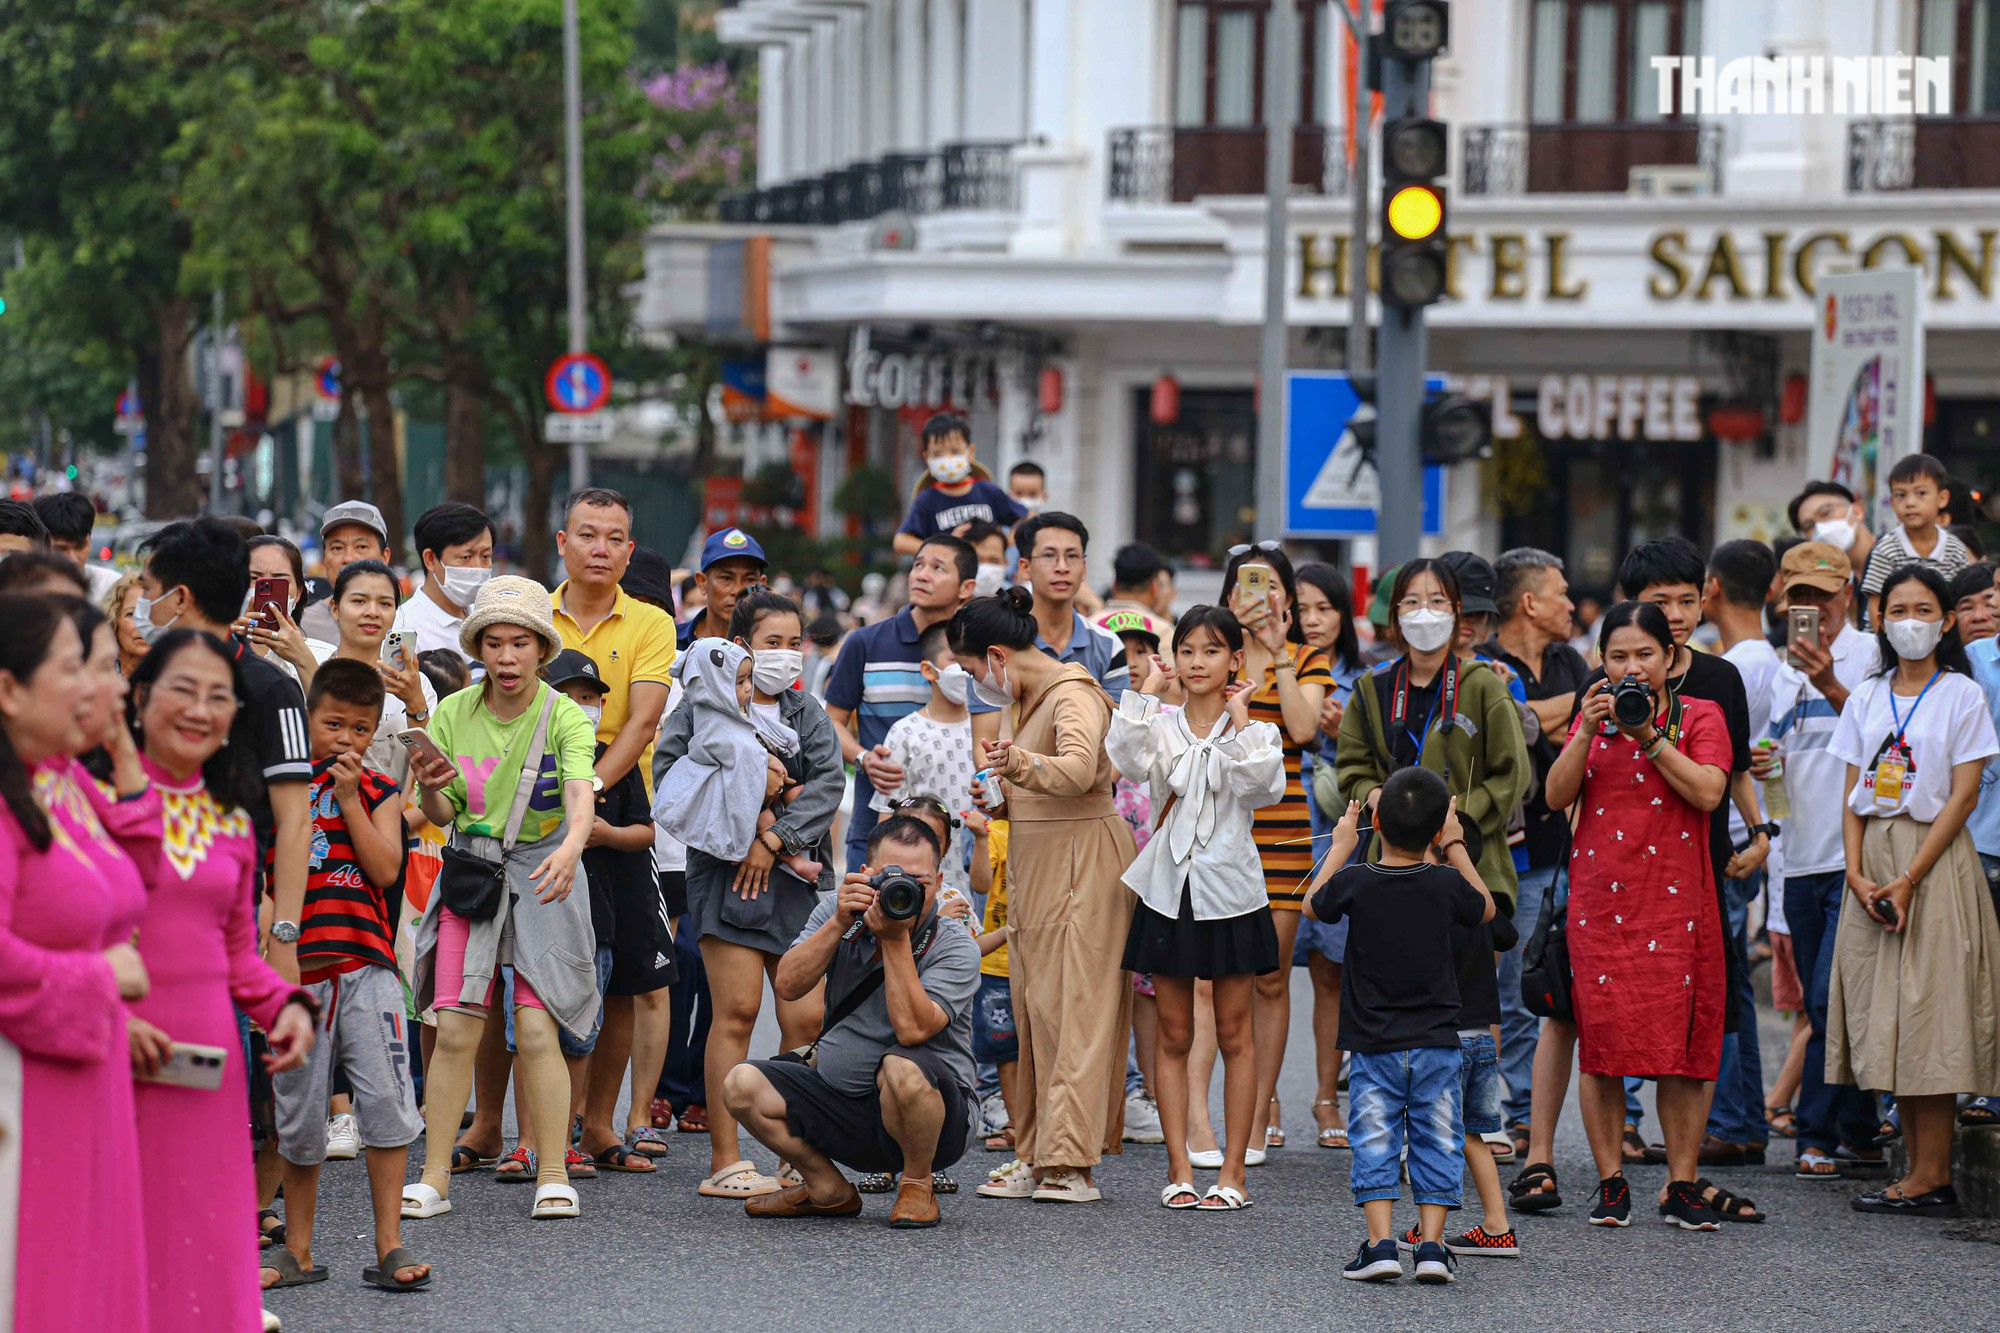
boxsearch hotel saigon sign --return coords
[1293,226,1998,311]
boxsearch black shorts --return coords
[751,1048,972,1175]
[608,868,677,996]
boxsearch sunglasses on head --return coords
[1227,540,1282,558]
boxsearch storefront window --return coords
[1920,0,2000,114]
[1133,387,1257,565]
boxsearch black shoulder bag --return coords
[776,916,941,1067]
[438,691,555,921]
[1519,855,1573,1022]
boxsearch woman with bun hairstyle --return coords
[952,585,1137,1204]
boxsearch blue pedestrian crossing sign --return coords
[1283,372,1445,540]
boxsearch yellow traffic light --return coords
[1386,184,1443,241]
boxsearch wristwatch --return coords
[271,920,302,944]
[1750,821,1781,841]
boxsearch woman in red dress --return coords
[1546,601,1730,1231]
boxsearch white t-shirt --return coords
[84,562,121,602]
[1830,669,1999,822]
[1767,623,1881,876]
[869,709,977,894]
[1723,636,1782,844]
[391,587,468,658]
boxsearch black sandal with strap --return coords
[1509,1161,1562,1211]
[257,1207,285,1248]
[1695,1176,1765,1224]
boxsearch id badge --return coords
[1871,754,1909,811]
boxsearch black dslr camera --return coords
[868,865,926,922]
[1610,675,1656,730]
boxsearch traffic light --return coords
[1421,394,1492,465]
[1377,2,1451,309]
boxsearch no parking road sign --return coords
[546,352,612,415]
[1283,371,1445,540]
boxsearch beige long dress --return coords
[1828,816,2000,1095]
[995,663,1138,1170]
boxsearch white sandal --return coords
[1197,1184,1253,1211]
[531,1181,581,1219]
[697,1160,781,1198]
[1186,1145,1224,1170]
[1031,1167,1103,1203]
[399,1183,451,1219]
[1161,1180,1202,1209]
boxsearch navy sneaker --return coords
[1589,1174,1632,1227]
[1412,1241,1458,1284]
[1342,1238,1404,1282]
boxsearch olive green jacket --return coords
[1318,656,1530,909]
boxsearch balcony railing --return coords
[1107,124,1350,204]
[1850,117,2000,190]
[1462,122,1723,195]
[715,142,1015,226]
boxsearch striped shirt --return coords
[285,759,404,981]
[1859,524,1972,599]
[1035,610,1131,698]
[1246,643,1335,908]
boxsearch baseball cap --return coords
[321,500,389,546]
[699,527,766,571]
[1440,550,1500,618]
[1780,541,1852,594]
[543,648,607,693]
[1368,564,1404,630]
[621,545,674,607]
[1095,605,1172,646]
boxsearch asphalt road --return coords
[270,973,1999,1333]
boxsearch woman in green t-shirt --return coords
[401,576,600,1224]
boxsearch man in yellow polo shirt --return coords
[551,486,676,796]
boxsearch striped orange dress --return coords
[1247,642,1335,910]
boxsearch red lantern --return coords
[1038,364,1064,416]
[1779,372,1807,426]
[1150,372,1180,426]
[1707,403,1767,442]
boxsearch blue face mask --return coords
[133,589,182,645]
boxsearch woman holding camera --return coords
[1827,563,2000,1217]
[1545,601,1732,1231]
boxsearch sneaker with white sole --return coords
[1342,1238,1403,1281]
[978,1091,1011,1137]
[976,1158,1036,1199]
[325,1113,360,1161]
[1123,1094,1166,1144]
[1413,1240,1458,1283]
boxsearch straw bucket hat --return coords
[458,575,562,665]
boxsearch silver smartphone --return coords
[397,727,458,782]
[384,630,418,675]
[141,1042,228,1091]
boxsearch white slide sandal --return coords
[1197,1184,1253,1211]
[532,1182,581,1220]
[399,1183,452,1219]
[1161,1181,1202,1209]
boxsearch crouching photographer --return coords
[721,815,982,1228]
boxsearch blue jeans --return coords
[1348,1047,1464,1207]
[972,975,1019,1064]
[1785,871,1879,1155]
[1706,869,1768,1143]
[660,916,712,1111]
[843,773,881,874]
[503,945,614,1058]
[1497,864,1558,1127]
[1459,1032,1502,1136]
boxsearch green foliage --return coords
[832,464,901,529]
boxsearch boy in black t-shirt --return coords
[1305,766,1494,1285]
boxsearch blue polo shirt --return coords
[1039,610,1131,697]
[1966,637,2000,858]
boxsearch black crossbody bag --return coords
[438,692,554,921]
[775,916,942,1067]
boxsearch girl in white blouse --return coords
[1829,562,2000,1217]
[1107,606,1287,1213]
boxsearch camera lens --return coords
[872,866,925,921]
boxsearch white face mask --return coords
[1399,608,1455,654]
[578,703,603,728]
[974,563,1008,598]
[928,454,973,485]
[972,656,1015,707]
[438,564,493,609]
[751,648,804,695]
[134,590,182,645]
[1015,496,1044,514]
[1885,617,1944,661]
[1813,518,1858,553]
[934,663,970,706]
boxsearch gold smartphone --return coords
[1236,563,1272,612]
[1787,605,1822,668]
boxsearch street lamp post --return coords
[562,0,590,490]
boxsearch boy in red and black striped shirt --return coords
[267,659,430,1291]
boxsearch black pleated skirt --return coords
[1121,884,1281,979]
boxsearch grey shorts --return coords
[272,964,424,1166]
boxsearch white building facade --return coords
[636,0,2000,597]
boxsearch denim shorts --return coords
[505,944,615,1057]
[1348,1046,1464,1208]
[972,974,1018,1064]
[1458,1031,1502,1136]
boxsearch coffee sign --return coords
[1536,374,1703,442]
[845,325,998,411]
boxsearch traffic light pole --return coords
[1373,56,1429,570]
[1254,0,1295,543]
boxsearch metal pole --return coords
[1255,0,1296,541]
[1373,54,1428,569]
[562,0,590,490]
[208,286,226,512]
[1349,13,1371,377]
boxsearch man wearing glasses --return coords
[1013,512,1130,698]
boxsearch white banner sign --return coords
[545,412,613,444]
[1805,268,1925,530]
[766,346,838,420]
